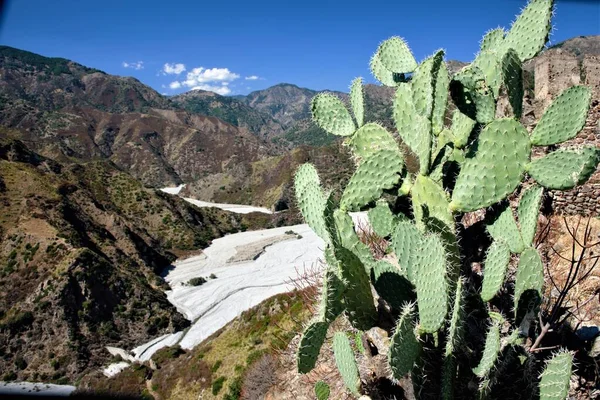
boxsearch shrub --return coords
[187,277,207,286]
[211,359,222,373]
[211,376,226,395]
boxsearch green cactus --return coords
[297,321,329,374]
[311,93,356,136]
[481,240,511,302]
[368,199,400,238]
[487,204,525,254]
[472,320,501,378]
[392,220,423,282]
[528,147,600,190]
[350,77,364,128]
[451,119,531,212]
[333,332,361,396]
[411,174,454,230]
[319,267,345,323]
[451,109,476,149]
[340,149,404,211]
[472,50,502,99]
[393,83,432,175]
[335,248,377,330]
[375,36,418,75]
[530,86,592,145]
[502,48,524,118]
[294,164,329,242]
[292,0,596,397]
[539,350,573,400]
[517,185,544,246]
[502,0,554,62]
[411,50,445,120]
[413,233,448,333]
[314,381,331,400]
[450,65,496,124]
[348,122,400,160]
[514,247,544,317]
[389,303,421,379]
[479,28,505,53]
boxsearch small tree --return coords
[293,0,599,399]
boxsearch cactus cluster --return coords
[294,0,597,399]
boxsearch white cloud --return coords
[122,61,144,70]
[169,81,182,89]
[192,84,231,96]
[245,75,259,80]
[183,67,240,86]
[163,63,186,75]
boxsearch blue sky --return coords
[0,0,598,96]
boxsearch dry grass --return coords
[355,218,388,260]
[540,216,600,328]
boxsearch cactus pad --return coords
[487,204,525,253]
[295,165,329,242]
[335,248,377,330]
[450,66,496,124]
[502,48,523,118]
[517,185,543,246]
[411,50,445,119]
[333,209,374,269]
[340,149,404,211]
[392,220,423,282]
[481,240,511,302]
[432,56,450,136]
[348,122,400,160]
[389,303,421,379]
[411,175,454,231]
[414,234,448,333]
[451,119,531,212]
[514,247,544,314]
[503,0,553,62]
[314,381,331,400]
[539,350,573,400]
[393,83,432,174]
[472,321,501,378]
[480,28,505,52]
[368,199,399,238]
[446,278,465,357]
[530,86,592,146]
[372,260,415,310]
[375,36,418,74]
[311,93,356,136]
[333,332,361,396]
[297,321,329,374]
[319,267,345,323]
[527,147,600,190]
[350,77,364,127]
[370,51,399,87]
[451,110,476,149]
[472,50,502,98]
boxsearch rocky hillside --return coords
[171,89,285,141]
[0,136,274,384]
[0,46,276,189]
[181,141,355,212]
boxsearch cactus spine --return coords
[293,0,595,398]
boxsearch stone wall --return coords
[532,51,600,216]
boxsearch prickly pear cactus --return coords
[293,0,597,398]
